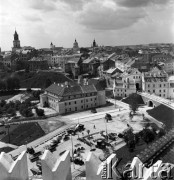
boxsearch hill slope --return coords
[19,71,74,88]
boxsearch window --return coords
[86,105,88,108]
[69,108,71,111]
[69,102,71,105]
[75,101,76,104]
[65,102,67,106]
[86,99,88,102]
[125,90,126,92]
[159,90,161,92]
[164,90,165,92]
[148,84,150,88]
[159,94,161,97]
[153,90,155,93]
[159,84,161,88]
[75,107,77,111]
[81,106,83,108]
[164,84,166,87]
[91,98,92,101]
[153,84,155,88]
[95,98,96,101]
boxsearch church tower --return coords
[73,39,79,51]
[12,30,21,52]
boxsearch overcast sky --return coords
[0,0,174,51]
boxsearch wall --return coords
[0,150,171,180]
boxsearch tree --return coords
[0,81,6,90]
[0,100,6,107]
[35,107,44,116]
[142,128,155,144]
[7,108,16,117]
[129,99,139,114]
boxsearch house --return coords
[28,57,49,71]
[142,67,169,98]
[40,82,106,114]
[164,58,174,74]
[113,68,142,98]
[82,57,100,76]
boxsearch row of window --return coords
[65,103,97,112]
[148,89,166,93]
[65,98,97,106]
[116,89,126,92]
[147,84,167,88]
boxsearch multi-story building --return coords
[142,67,169,98]
[28,57,49,71]
[168,75,174,99]
[40,82,106,114]
[113,68,142,97]
[50,54,81,71]
[163,58,174,74]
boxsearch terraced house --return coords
[40,82,106,114]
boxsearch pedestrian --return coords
[93,125,96,129]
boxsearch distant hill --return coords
[147,104,174,130]
[18,71,74,88]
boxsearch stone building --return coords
[40,82,106,114]
[28,57,49,71]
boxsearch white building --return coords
[113,68,142,97]
[142,67,169,98]
[40,82,106,114]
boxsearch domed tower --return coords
[12,30,21,52]
[50,42,54,49]
[73,39,79,51]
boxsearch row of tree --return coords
[0,77,20,91]
[0,99,44,118]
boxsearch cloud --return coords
[28,0,57,11]
[116,0,172,8]
[76,0,146,30]
[24,15,42,22]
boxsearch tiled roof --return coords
[45,83,101,97]
[45,84,64,96]
[81,84,97,93]
[63,85,83,96]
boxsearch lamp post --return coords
[70,134,75,169]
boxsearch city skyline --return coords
[0,0,174,51]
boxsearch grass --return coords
[38,121,66,134]
[1,123,45,146]
[19,71,74,88]
[147,104,174,130]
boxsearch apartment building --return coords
[142,67,169,98]
[40,82,106,114]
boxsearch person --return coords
[93,125,96,129]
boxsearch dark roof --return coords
[63,85,83,96]
[81,84,96,93]
[45,84,64,96]
[45,82,104,97]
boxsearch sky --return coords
[0,0,174,51]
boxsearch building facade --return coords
[40,82,106,114]
[142,67,169,98]
[113,68,142,97]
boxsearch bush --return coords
[35,108,44,117]
[20,107,33,117]
[7,108,16,117]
